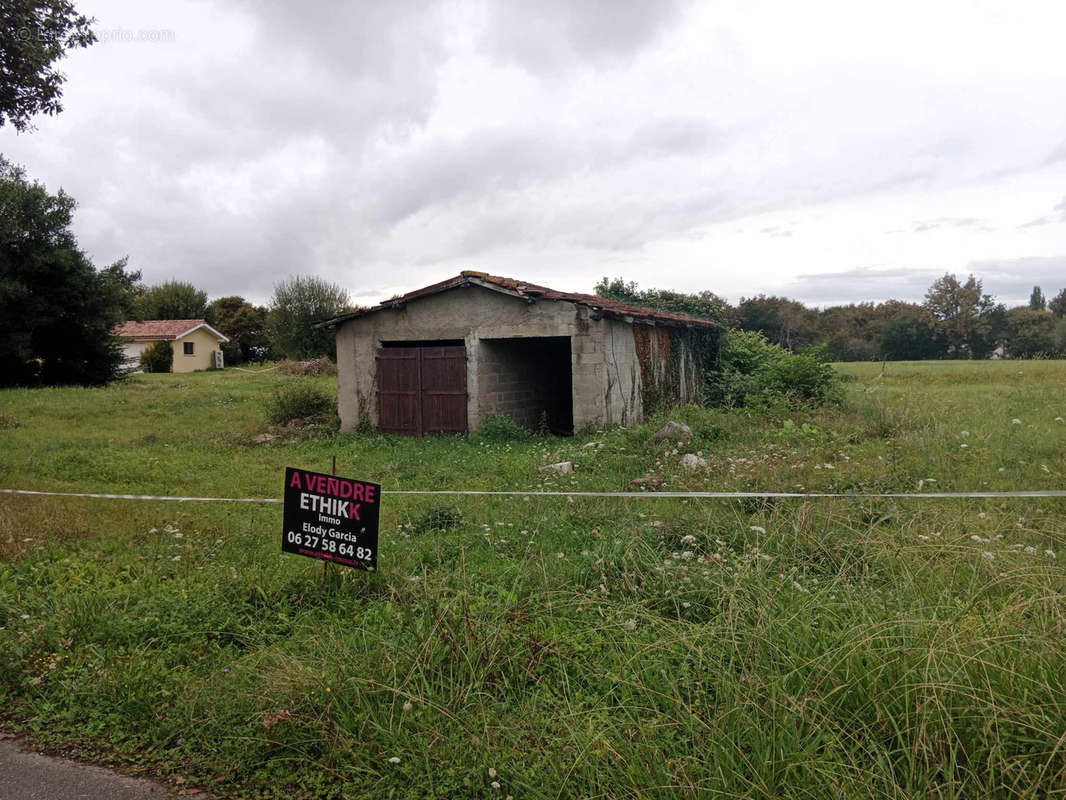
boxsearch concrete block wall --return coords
[335,283,645,433]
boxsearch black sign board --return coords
[282,467,380,570]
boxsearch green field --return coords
[2,361,1066,798]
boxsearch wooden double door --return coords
[375,344,468,435]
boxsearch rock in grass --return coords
[653,421,692,442]
[629,474,664,491]
[541,461,574,474]
[680,453,707,470]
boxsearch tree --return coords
[0,158,124,385]
[879,307,947,360]
[206,295,270,364]
[267,275,351,359]
[1029,286,1047,311]
[923,273,998,358]
[736,295,819,352]
[1049,288,1066,318]
[136,280,208,320]
[97,256,143,321]
[1004,307,1057,358]
[594,277,732,325]
[0,1,96,131]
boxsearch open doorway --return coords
[479,336,573,435]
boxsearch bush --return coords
[474,413,531,440]
[707,330,843,409]
[139,340,173,373]
[265,380,337,425]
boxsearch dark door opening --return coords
[480,336,573,435]
[376,342,467,435]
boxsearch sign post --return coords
[282,466,380,571]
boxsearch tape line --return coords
[3,487,1066,502]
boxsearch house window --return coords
[183,342,194,356]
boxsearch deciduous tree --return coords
[0,0,96,131]
[136,280,208,320]
[0,158,125,385]
[267,275,351,359]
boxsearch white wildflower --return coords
[750,525,766,534]
[680,534,697,545]
[1011,418,1022,425]
[1045,550,1057,559]
[403,701,413,712]
[917,535,929,541]
[978,512,987,519]
[19,614,29,620]
[488,768,497,779]
[491,781,501,789]
[680,550,694,560]
[1024,546,1036,554]
[960,444,968,449]
[960,430,970,437]
[982,551,995,560]
[388,756,401,764]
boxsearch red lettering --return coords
[351,483,364,502]
[365,485,376,503]
[327,477,339,496]
[338,480,352,499]
[289,472,302,489]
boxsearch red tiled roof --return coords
[324,271,721,329]
[112,319,227,341]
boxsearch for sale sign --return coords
[282,467,380,570]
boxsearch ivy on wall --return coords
[633,323,722,415]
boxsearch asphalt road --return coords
[0,738,209,800]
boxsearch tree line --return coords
[596,276,1066,361]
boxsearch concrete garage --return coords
[325,272,721,435]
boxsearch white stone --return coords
[541,461,574,474]
[680,453,707,470]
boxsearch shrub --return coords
[265,380,336,425]
[139,340,173,373]
[707,330,843,409]
[474,413,531,440]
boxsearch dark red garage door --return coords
[376,344,467,435]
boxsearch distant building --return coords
[323,271,721,435]
[112,319,228,373]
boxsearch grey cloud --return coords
[911,217,982,233]
[773,266,944,306]
[775,258,1066,308]
[1019,197,1066,228]
[480,0,684,73]
[1045,140,1066,164]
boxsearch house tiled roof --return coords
[323,271,721,329]
[112,319,228,341]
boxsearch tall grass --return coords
[1,362,1065,797]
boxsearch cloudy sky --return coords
[3,0,1065,307]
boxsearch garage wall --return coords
[335,285,644,433]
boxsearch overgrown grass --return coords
[1,362,1065,798]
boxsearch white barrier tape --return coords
[3,487,1066,503]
